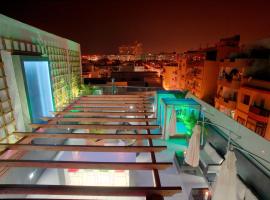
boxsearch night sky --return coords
[1,0,270,54]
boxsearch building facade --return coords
[234,81,270,140]
[214,48,270,140]
[162,64,179,90]
[215,58,251,117]
[0,14,82,136]
[118,41,143,58]
[184,50,219,102]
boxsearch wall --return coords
[0,14,81,112]
[235,86,270,139]
[1,52,28,132]
[201,60,219,102]
[0,14,82,137]
[162,66,178,90]
[0,53,17,141]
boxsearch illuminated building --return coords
[174,36,240,102]
[0,13,268,200]
[81,54,104,61]
[177,55,188,90]
[215,57,268,116]
[162,64,179,90]
[160,98,201,139]
[215,58,252,117]
[184,50,219,102]
[215,44,270,140]
[234,80,270,140]
[120,41,142,55]
[156,52,178,61]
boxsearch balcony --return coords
[237,102,250,113]
[217,79,241,89]
[248,106,270,123]
[215,97,236,110]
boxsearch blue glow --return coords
[160,98,201,137]
[176,121,188,133]
[156,90,181,125]
[24,61,54,123]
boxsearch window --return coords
[255,123,266,137]
[243,94,250,105]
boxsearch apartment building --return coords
[214,45,270,140]
[162,64,179,90]
[215,58,249,117]
[184,50,219,102]
[234,80,270,140]
[162,50,219,102]
[183,36,240,102]
[162,35,239,102]
[177,55,187,90]
[118,41,142,57]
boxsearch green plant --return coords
[80,84,101,95]
[174,90,188,99]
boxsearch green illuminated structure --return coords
[160,98,201,139]
[155,90,186,125]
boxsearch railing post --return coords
[111,77,115,95]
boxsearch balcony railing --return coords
[248,106,270,123]
[215,97,236,110]
[81,85,162,95]
[217,79,241,89]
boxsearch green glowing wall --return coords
[160,98,201,139]
[155,90,184,125]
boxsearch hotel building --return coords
[0,14,268,200]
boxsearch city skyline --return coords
[1,0,270,54]
[0,8,269,200]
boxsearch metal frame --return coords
[0,94,181,199]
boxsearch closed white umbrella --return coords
[167,109,177,137]
[212,150,237,200]
[184,124,201,167]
